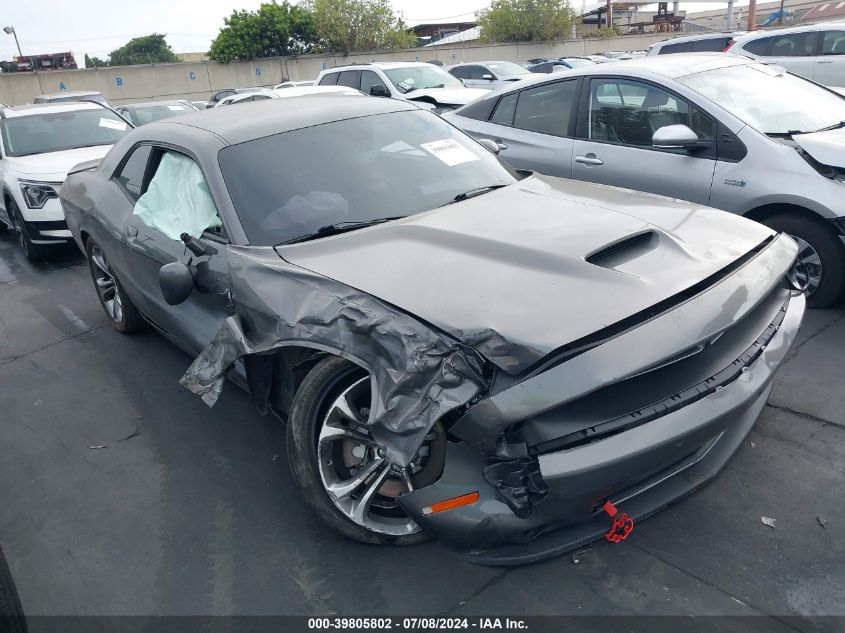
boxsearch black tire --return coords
[0,544,27,633]
[85,237,146,333]
[762,213,845,309]
[286,356,431,546]
[8,200,46,262]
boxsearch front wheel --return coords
[286,356,445,545]
[8,200,46,262]
[762,214,845,309]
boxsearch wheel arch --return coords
[246,343,373,419]
[743,203,838,235]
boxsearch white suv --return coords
[729,22,845,88]
[0,102,130,260]
[315,62,488,112]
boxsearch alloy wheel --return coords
[90,244,124,324]
[791,235,823,296]
[316,377,444,536]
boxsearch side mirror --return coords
[159,261,194,305]
[652,124,700,150]
[481,74,494,80]
[370,85,389,97]
[477,138,501,154]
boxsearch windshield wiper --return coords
[441,184,509,206]
[812,120,845,133]
[278,216,405,245]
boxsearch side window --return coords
[660,41,692,54]
[490,92,518,126]
[743,38,772,56]
[115,144,152,201]
[318,72,339,86]
[691,38,729,53]
[822,31,845,55]
[361,70,388,95]
[468,66,488,80]
[251,95,271,101]
[770,32,817,57]
[512,80,577,137]
[588,79,701,146]
[337,70,361,89]
[132,150,224,241]
[450,66,469,80]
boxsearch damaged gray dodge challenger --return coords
[60,96,806,565]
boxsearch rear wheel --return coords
[7,200,46,262]
[85,237,145,333]
[286,356,445,545]
[762,214,845,309]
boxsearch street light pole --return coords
[3,26,25,65]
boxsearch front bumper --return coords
[398,261,804,564]
[16,195,71,244]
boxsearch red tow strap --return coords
[602,500,634,543]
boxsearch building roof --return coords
[801,2,845,22]
[424,27,481,47]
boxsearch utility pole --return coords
[778,0,786,25]
[606,0,613,29]
[747,0,757,30]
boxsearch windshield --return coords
[1,109,129,157]
[383,66,464,94]
[678,64,845,135]
[219,109,517,246]
[562,58,595,68]
[134,104,191,125]
[487,61,530,76]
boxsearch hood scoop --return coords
[586,231,657,268]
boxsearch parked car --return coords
[207,87,269,108]
[728,21,845,87]
[526,57,597,73]
[647,32,744,56]
[60,95,805,563]
[274,80,314,89]
[33,90,111,106]
[316,62,488,112]
[446,61,543,89]
[0,102,130,260]
[217,85,361,106]
[116,100,198,126]
[444,54,845,307]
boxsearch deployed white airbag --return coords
[133,151,221,240]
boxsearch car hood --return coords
[405,87,488,106]
[277,175,775,373]
[792,127,845,169]
[6,145,113,180]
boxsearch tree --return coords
[208,2,318,62]
[305,0,416,55]
[477,0,577,43]
[84,53,109,68]
[108,34,179,66]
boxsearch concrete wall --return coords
[0,32,682,106]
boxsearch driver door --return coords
[113,144,233,354]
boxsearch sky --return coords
[0,0,744,61]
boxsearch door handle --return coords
[495,141,508,151]
[817,60,834,64]
[126,225,138,237]
[575,154,604,166]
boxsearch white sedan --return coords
[217,85,361,107]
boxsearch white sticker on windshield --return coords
[167,105,186,111]
[420,139,479,167]
[99,117,127,131]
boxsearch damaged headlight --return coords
[19,182,58,209]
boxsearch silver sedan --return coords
[444,53,845,308]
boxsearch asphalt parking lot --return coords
[1,228,844,623]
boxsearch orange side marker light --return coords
[422,492,480,516]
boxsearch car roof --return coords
[327,61,431,71]
[37,91,104,99]
[148,94,417,145]
[0,101,107,118]
[652,32,744,47]
[734,20,845,41]
[125,100,192,109]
